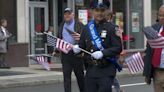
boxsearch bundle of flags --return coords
[46,33,73,54]
[143,26,164,48]
[125,52,144,74]
[28,54,51,71]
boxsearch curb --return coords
[0,72,142,89]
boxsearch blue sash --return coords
[88,20,122,72]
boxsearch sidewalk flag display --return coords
[29,54,51,71]
[143,26,164,48]
[46,34,73,54]
[125,52,144,74]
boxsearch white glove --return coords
[91,51,103,60]
[73,45,81,54]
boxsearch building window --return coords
[0,0,17,43]
[113,0,144,50]
[75,0,145,51]
[128,0,144,50]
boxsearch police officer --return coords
[73,3,122,92]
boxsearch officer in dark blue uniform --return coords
[73,3,122,92]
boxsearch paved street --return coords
[0,76,153,92]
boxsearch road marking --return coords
[112,83,147,88]
[120,83,147,87]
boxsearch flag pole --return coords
[78,48,92,55]
[44,32,92,55]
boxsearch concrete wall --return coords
[143,0,152,48]
[67,0,75,13]
[6,0,29,67]
[17,0,29,43]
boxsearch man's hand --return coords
[141,53,146,58]
[72,32,80,41]
[73,45,81,54]
[145,77,151,85]
[91,51,103,60]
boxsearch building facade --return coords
[0,0,162,66]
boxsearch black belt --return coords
[91,59,98,66]
[90,58,109,67]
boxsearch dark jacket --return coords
[57,20,84,40]
[79,20,122,78]
[57,20,84,56]
[143,23,162,78]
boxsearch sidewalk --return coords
[0,63,142,88]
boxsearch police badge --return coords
[101,30,107,38]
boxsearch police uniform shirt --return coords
[79,20,122,78]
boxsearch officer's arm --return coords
[102,30,122,57]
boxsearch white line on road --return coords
[112,83,147,88]
[120,83,147,87]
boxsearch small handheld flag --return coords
[125,52,144,74]
[28,54,51,71]
[46,33,73,54]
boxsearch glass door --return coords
[111,0,128,49]
[111,0,144,51]
[29,2,49,55]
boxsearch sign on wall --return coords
[132,12,140,32]
[75,0,84,6]
[78,10,88,25]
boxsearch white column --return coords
[53,0,58,35]
[144,0,151,48]
[110,0,113,11]
[17,0,29,43]
[144,0,152,27]
[67,0,75,13]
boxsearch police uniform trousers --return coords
[61,52,84,92]
[85,76,114,92]
[84,64,116,92]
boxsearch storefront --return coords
[0,0,163,66]
[74,0,145,52]
[0,0,69,66]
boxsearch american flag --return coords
[46,34,73,54]
[30,55,50,71]
[47,34,57,47]
[125,52,144,74]
[143,26,164,48]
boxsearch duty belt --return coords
[91,58,98,66]
[91,58,109,67]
